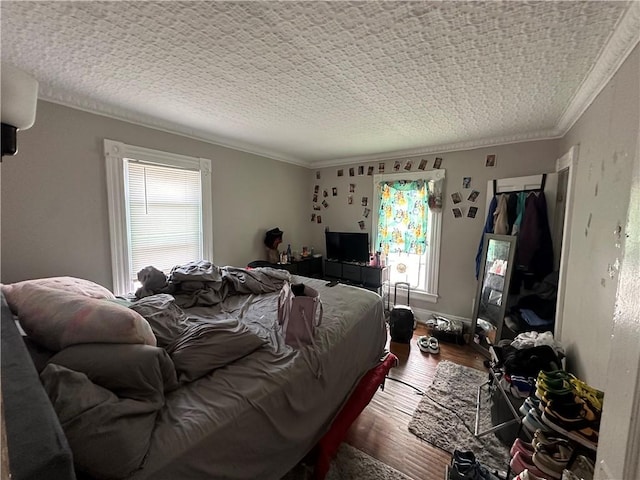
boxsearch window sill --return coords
[383,284,438,304]
[412,290,439,304]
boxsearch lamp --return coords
[1,63,39,157]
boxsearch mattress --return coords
[129,276,387,480]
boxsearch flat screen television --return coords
[325,231,369,264]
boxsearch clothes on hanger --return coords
[475,175,553,283]
[475,195,498,279]
[511,191,527,236]
[516,190,554,282]
[507,193,518,234]
[493,194,509,235]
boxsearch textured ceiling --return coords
[1,1,638,166]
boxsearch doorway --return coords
[553,145,578,342]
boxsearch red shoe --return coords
[510,438,535,458]
[510,451,548,478]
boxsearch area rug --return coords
[282,443,411,480]
[407,360,510,472]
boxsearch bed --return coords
[1,264,389,480]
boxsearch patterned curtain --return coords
[377,180,428,255]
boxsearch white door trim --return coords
[554,145,579,342]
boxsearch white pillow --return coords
[2,276,115,313]
[11,284,156,351]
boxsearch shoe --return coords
[476,464,500,480]
[448,461,480,480]
[569,377,604,413]
[545,400,600,427]
[569,455,594,480]
[510,438,535,458]
[532,441,574,479]
[536,370,575,390]
[510,451,547,478]
[531,429,572,451]
[452,449,476,466]
[541,411,599,448]
[514,470,548,480]
[523,409,553,434]
[539,370,604,414]
[427,336,440,354]
[510,375,535,396]
[417,336,430,353]
[538,369,572,381]
[450,450,498,480]
[541,405,599,436]
[562,470,580,480]
[519,397,540,416]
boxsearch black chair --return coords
[247,260,275,268]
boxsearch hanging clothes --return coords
[475,195,498,279]
[516,191,554,282]
[511,192,527,236]
[507,193,518,234]
[493,194,509,235]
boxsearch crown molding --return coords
[308,129,562,168]
[40,86,563,168]
[38,86,310,168]
[556,1,640,135]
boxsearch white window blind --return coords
[126,161,203,279]
[105,139,213,296]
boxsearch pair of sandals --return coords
[417,335,440,354]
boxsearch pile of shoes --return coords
[510,367,601,480]
[448,450,499,480]
[509,429,594,479]
[534,370,603,448]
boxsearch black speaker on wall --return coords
[1,123,18,157]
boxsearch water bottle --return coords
[286,244,292,263]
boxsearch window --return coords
[105,139,213,295]
[372,169,444,302]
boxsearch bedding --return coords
[5,283,156,351]
[2,275,115,311]
[169,317,268,383]
[41,363,164,479]
[128,274,387,480]
[6,266,387,480]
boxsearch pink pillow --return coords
[11,284,156,351]
[2,276,115,313]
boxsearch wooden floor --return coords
[343,324,488,480]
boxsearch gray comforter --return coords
[168,261,291,308]
[40,269,387,480]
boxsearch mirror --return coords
[471,234,517,355]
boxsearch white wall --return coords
[0,101,312,290]
[558,45,639,390]
[309,140,559,319]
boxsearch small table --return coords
[277,255,323,278]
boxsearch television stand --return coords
[324,259,388,293]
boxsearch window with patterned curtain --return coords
[377,180,428,256]
[373,170,444,301]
